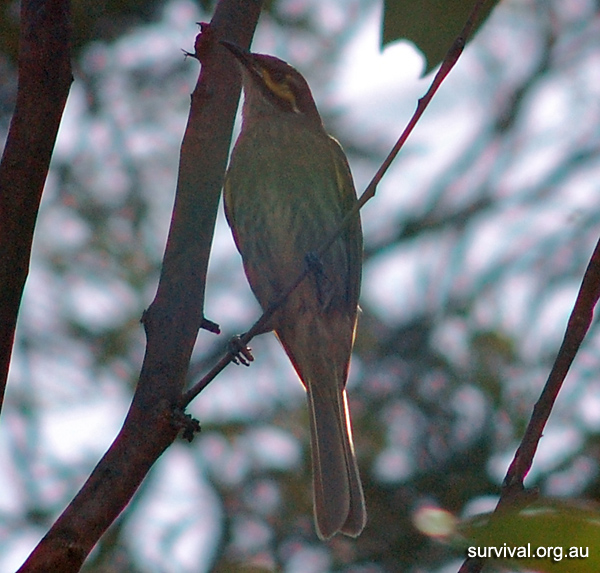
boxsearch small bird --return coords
[222,42,366,539]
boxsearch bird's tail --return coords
[306,380,366,539]
[277,317,366,539]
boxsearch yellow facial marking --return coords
[261,69,299,112]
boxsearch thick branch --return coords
[0,0,72,413]
[17,1,262,571]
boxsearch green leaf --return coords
[382,0,500,73]
[458,498,600,572]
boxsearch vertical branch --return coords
[0,0,72,412]
[17,1,262,571]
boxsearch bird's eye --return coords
[261,69,299,112]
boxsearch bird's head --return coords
[221,41,322,128]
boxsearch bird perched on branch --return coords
[222,41,365,539]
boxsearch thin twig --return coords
[503,237,600,490]
[459,238,600,573]
[181,0,489,407]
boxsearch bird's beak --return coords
[221,41,254,70]
[221,41,266,87]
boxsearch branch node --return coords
[170,409,202,443]
[201,317,221,334]
[498,483,538,512]
[187,22,215,64]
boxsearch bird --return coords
[222,41,366,540]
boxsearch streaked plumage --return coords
[222,43,366,539]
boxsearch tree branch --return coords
[503,238,600,490]
[0,0,72,413]
[17,1,262,571]
[459,237,600,573]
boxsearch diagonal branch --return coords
[503,238,600,491]
[459,238,600,573]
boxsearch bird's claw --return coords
[229,335,254,366]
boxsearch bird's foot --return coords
[229,335,254,366]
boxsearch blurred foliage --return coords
[460,498,600,572]
[0,0,217,61]
[382,0,500,73]
[2,0,600,572]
